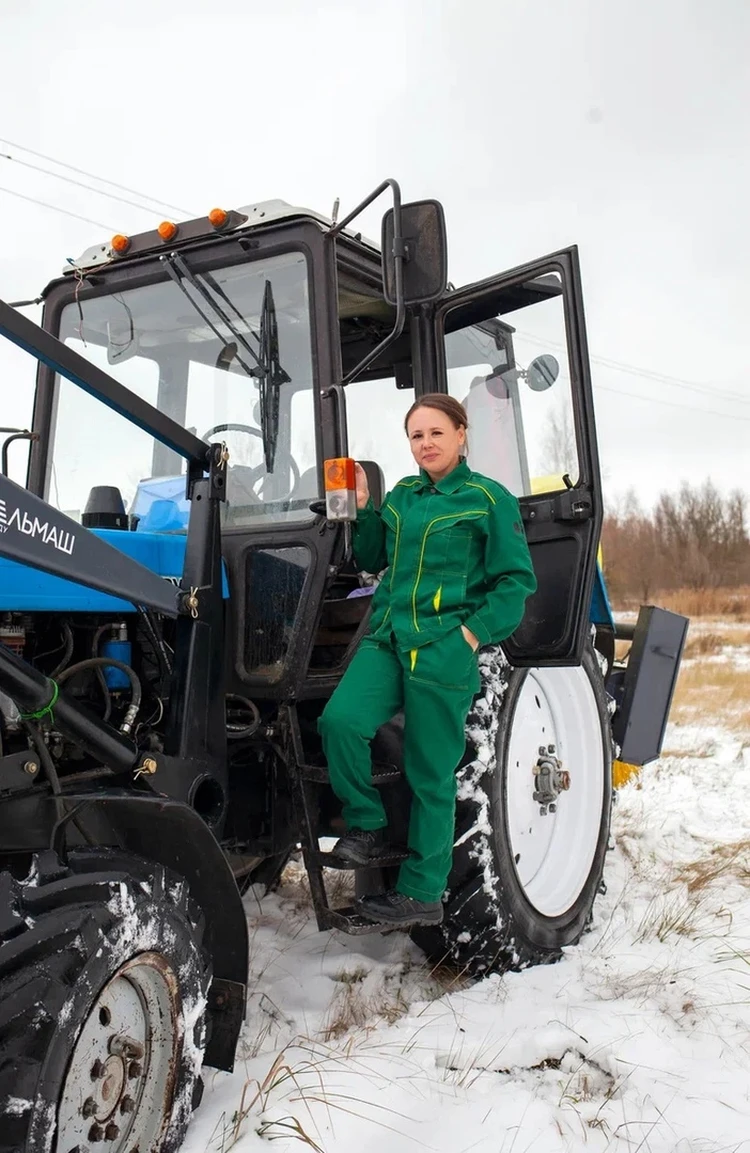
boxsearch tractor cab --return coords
[15,183,605,704]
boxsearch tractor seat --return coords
[358,460,385,510]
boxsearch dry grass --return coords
[633,889,719,943]
[676,840,750,892]
[662,585,750,620]
[615,585,750,621]
[320,954,469,1041]
[684,626,750,655]
[670,661,750,733]
[278,860,356,914]
[616,627,750,665]
[683,631,725,658]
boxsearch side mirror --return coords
[381,200,448,307]
[525,354,559,392]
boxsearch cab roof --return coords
[64,198,381,275]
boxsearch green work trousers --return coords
[318,628,480,903]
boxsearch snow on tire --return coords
[412,642,614,975]
[0,848,210,1153]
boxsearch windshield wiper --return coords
[259,279,291,473]
[161,251,264,379]
[161,252,291,474]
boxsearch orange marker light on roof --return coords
[209,207,229,228]
[111,233,130,254]
[324,457,357,521]
[157,220,178,241]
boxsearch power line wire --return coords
[0,185,115,231]
[591,352,750,406]
[0,151,184,221]
[515,327,750,407]
[0,135,192,217]
[595,380,750,424]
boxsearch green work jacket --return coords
[353,459,537,653]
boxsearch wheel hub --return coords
[532,744,571,814]
[57,953,179,1152]
[86,1035,142,1127]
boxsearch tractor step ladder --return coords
[283,706,407,936]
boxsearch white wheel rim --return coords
[505,666,605,918]
[56,952,180,1153]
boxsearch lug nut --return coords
[109,1034,144,1060]
[82,1096,97,1117]
[128,1061,142,1079]
[104,1123,120,1141]
[91,1060,105,1079]
[88,1123,105,1142]
[120,1095,135,1114]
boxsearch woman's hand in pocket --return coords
[461,624,480,652]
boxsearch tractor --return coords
[0,179,688,1152]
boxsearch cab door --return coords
[435,246,602,667]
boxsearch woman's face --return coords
[406,406,466,480]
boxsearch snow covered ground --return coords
[184,637,750,1153]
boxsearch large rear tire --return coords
[412,643,613,974]
[0,848,210,1153]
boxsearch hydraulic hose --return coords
[225,694,261,740]
[91,623,116,722]
[0,642,138,774]
[48,621,74,679]
[58,657,142,735]
[137,606,173,678]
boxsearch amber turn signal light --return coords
[323,457,357,521]
[325,458,356,491]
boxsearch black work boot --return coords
[331,828,391,866]
[357,888,444,927]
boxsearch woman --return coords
[318,394,537,928]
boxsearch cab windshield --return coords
[47,250,318,529]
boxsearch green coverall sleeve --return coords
[462,489,537,646]
[351,497,388,574]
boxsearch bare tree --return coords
[538,398,577,478]
[602,480,750,603]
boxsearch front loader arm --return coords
[0,295,230,810]
[0,472,185,617]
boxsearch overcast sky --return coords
[1,0,748,508]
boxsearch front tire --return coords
[0,848,210,1153]
[413,643,613,974]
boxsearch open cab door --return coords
[436,246,602,667]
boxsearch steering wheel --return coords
[201,422,301,503]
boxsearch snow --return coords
[180,665,750,1152]
[5,1097,31,1115]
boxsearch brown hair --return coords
[403,393,469,436]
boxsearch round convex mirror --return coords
[526,354,559,392]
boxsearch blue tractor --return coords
[0,182,687,1151]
